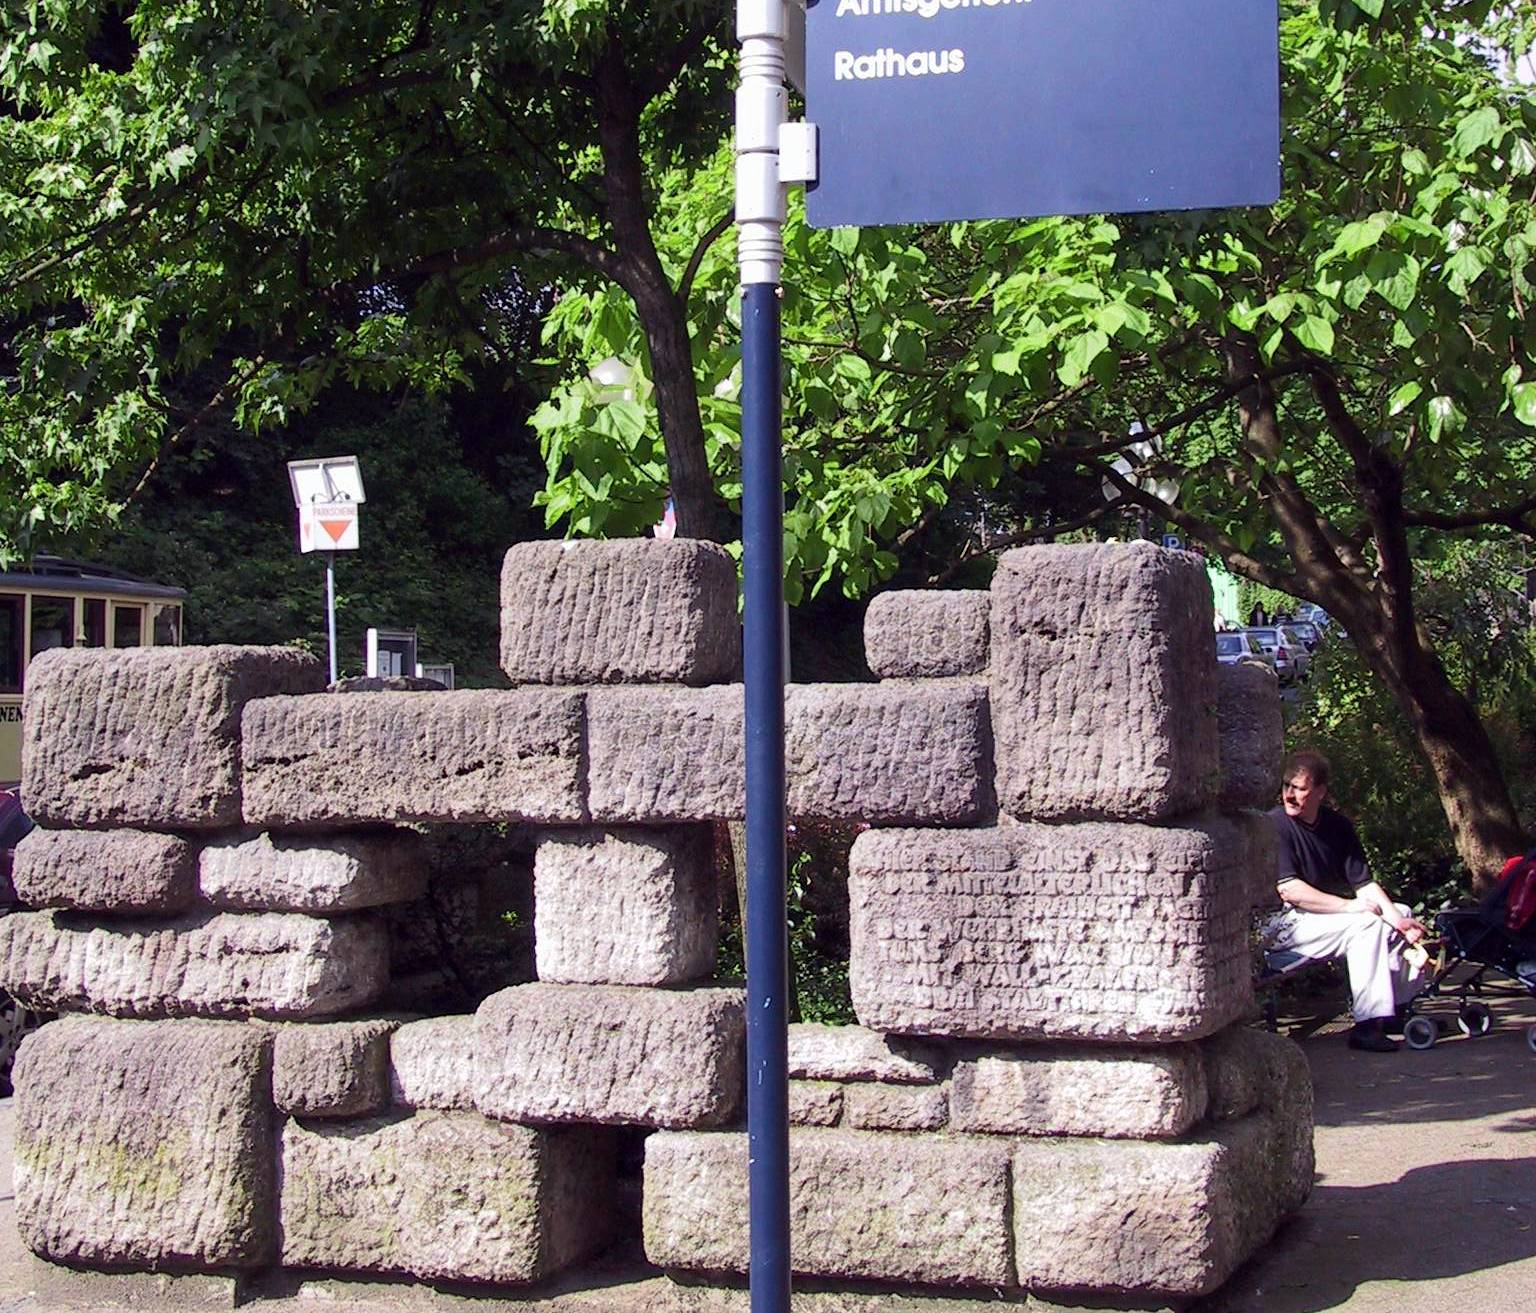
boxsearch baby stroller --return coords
[1399,849,1536,1052]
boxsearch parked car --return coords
[1284,619,1324,652]
[1215,631,1268,667]
[1244,626,1306,684]
[1295,602,1332,629]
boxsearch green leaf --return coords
[1386,381,1422,416]
[1364,250,1420,311]
[1056,329,1109,388]
[1451,107,1503,159]
[1513,383,1536,428]
[829,227,859,256]
[1443,247,1488,297]
[1292,315,1335,354]
[1329,217,1386,260]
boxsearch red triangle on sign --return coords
[322,519,350,543]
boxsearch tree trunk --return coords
[1220,338,1527,891]
[1350,613,1528,890]
[594,40,730,543]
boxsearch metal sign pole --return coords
[324,553,338,685]
[737,0,790,1309]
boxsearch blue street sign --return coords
[805,0,1279,228]
[1162,533,1184,550]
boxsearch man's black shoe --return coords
[1383,1008,1410,1037]
[1348,1023,1400,1053]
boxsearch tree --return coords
[532,0,1535,881]
[1,0,734,550]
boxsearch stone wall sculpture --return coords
[0,536,1304,1310]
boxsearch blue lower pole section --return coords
[741,281,790,1313]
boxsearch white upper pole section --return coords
[737,0,789,287]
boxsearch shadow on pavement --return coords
[1196,1156,1536,1313]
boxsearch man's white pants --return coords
[1265,904,1425,1022]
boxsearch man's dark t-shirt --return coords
[1268,805,1370,899]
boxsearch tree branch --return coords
[677,210,732,307]
[126,354,269,506]
[927,504,1114,586]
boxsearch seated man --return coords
[1265,749,1428,1052]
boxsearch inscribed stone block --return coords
[787,1023,943,1084]
[842,1082,948,1132]
[199,829,427,912]
[12,828,195,914]
[280,1111,615,1284]
[864,590,989,678]
[389,1016,476,1111]
[950,1043,1207,1139]
[22,645,324,830]
[587,683,991,823]
[12,1017,274,1269]
[534,826,716,985]
[0,908,387,1019]
[990,542,1219,821]
[643,1128,1012,1286]
[848,821,1252,1042]
[475,982,744,1129]
[500,539,740,685]
[241,689,585,827]
[273,1018,400,1118]
[1012,1109,1297,1297]
[787,1081,843,1128]
[1216,661,1283,810]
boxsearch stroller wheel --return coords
[1457,1002,1493,1037]
[1404,1016,1439,1050]
[1526,1024,1536,1056]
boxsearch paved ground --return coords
[0,988,1531,1312]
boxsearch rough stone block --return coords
[22,645,324,830]
[1234,807,1282,911]
[534,826,716,985]
[842,1082,948,1132]
[500,539,740,686]
[587,686,742,821]
[273,1018,400,1118]
[475,982,744,1129]
[280,1111,615,1284]
[848,821,1252,1042]
[12,828,195,914]
[1012,1108,1300,1298]
[241,689,585,827]
[787,1023,943,1084]
[199,829,427,912]
[0,909,387,1019]
[864,590,989,678]
[990,543,1219,822]
[1202,1024,1315,1217]
[12,1017,274,1269]
[588,683,991,823]
[644,1128,1012,1286]
[1217,661,1283,810]
[787,1081,843,1128]
[950,1043,1207,1139]
[389,1016,476,1111]
[785,683,992,823]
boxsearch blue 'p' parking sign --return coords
[805,0,1280,227]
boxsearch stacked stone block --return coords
[1,537,1306,1307]
[642,542,1305,1303]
